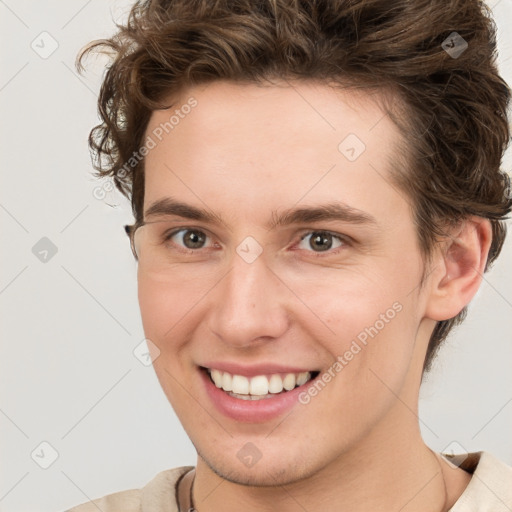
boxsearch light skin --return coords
[137,80,490,511]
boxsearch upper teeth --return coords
[208,368,313,396]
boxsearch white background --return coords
[0,1,511,511]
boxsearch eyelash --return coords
[163,227,351,258]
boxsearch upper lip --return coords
[200,361,318,377]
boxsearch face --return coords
[137,80,434,486]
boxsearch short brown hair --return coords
[78,0,511,374]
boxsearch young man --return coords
[70,0,512,510]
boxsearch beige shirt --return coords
[65,451,512,511]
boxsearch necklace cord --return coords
[190,472,195,511]
[431,449,449,512]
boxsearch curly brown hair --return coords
[77,0,511,374]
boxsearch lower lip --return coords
[200,368,315,423]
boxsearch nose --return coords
[207,250,290,348]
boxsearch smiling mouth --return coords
[201,367,321,400]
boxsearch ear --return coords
[424,217,492,322]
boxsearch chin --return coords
[197,447,317,487]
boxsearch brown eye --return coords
[298,231,344,253]
[171,229,208,249]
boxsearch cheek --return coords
[327,293,422,412]
[137,270,207,339]
[137,277,192,362]
[137,275,198,402]
[298,259,422,370]
[138,278,169,337]
[319,300,415,389]
[293,274,400,338]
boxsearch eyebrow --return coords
[144,197,377,230]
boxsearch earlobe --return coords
[425,217,492,322]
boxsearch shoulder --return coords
[449,451,512,511]
[64,466,194,512]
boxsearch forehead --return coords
[142,80,409,227]
[145,79,395,156]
